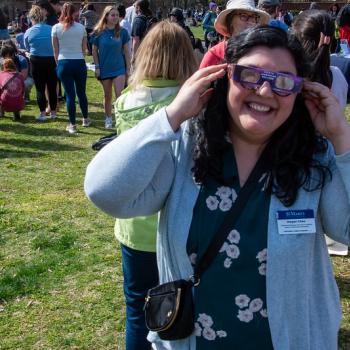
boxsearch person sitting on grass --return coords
[0,40,34,104]
[0,58,25,121]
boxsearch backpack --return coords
[0,72,25,112]
[139,15,158,38]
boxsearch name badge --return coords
[276,209,316,235]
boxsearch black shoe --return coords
[13,112,21,121]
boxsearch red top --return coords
[339,25,350,43]
[0,71,25,112]
[199,41,226,69]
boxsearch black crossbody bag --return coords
[144,150,268,340]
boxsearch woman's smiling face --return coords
[227,46,298,144]
[107,9,119,25]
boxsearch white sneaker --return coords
[105,116,113,129]
[82,118,91,127]
[50,114,57,120]
[328,242,348,256]
[66,124,77,134]
[36,115,47,122]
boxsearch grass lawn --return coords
[0,64,349,349]
[191,25,204,41]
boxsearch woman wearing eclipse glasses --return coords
[85,26,350,350]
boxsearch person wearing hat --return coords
[169,7,195,47]
[202,2,218,49]
[200,0,269,68]
[257,0,288,31]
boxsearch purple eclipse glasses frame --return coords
[232,64,304,97]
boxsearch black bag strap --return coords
[0,73,19,96]
[191,148,269,284]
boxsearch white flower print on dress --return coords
[258,263,267,276]
[231,188,238,202]
[219,241,228,253]
[249,298,263,312]
[216,330,227,338]
[219,230,241,268]
[195,314,227,342]
[237,309,254,323]
[256,248,267,276]
[227,229,240,244]
[215,186,232,199]
[198,313,214,328]
[226,244,240,259]
[206,195,219,211]
[219,198,232,212]
[256,248,267,263]
[224,257,232,268]
[194,322,202,336]
[235,294,250,308]
[202,327,216,341]
[260,309,268,318]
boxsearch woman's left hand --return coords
[303,81,350,154]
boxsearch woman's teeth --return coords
[248,102,271,112]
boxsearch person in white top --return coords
[125,2,137,28]
[52,2,90,134]
[118,4,132,58]
[293,9,349,256]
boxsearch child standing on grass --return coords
[0,58,25,121]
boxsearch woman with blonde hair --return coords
[52,2,89,134]
[92,6,130,129]
[98,21,196,350]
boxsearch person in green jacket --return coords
[202,2,218,48]
[113,21,197,350]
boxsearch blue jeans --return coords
[121,244,158,350]
[56,59,88,124]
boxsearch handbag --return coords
[91,133,117,151]
[144,148,269,340]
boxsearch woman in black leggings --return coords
[24,5,57,121]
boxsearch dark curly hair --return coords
[191,26,330,206]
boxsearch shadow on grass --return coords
[336,275,350,298]
[339,328,350,349]
[0,149,43,158]
[0,123,69,137]
[0,138,84,154]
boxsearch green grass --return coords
[190,25,204,41]
[0,67,125,349]
[0,63,349,349]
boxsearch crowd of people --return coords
[1,0,350,349]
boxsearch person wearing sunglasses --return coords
[85,26,350,350]
[200,0,269,69]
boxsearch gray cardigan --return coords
[85,108,350,350]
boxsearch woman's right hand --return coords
[165,63,227,131]
[95,68,100,78]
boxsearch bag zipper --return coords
[145,288,182,331]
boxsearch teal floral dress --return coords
[187,144,274,349]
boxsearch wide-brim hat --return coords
[215,0,270,37]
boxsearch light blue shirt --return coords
[24,23,53,56]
